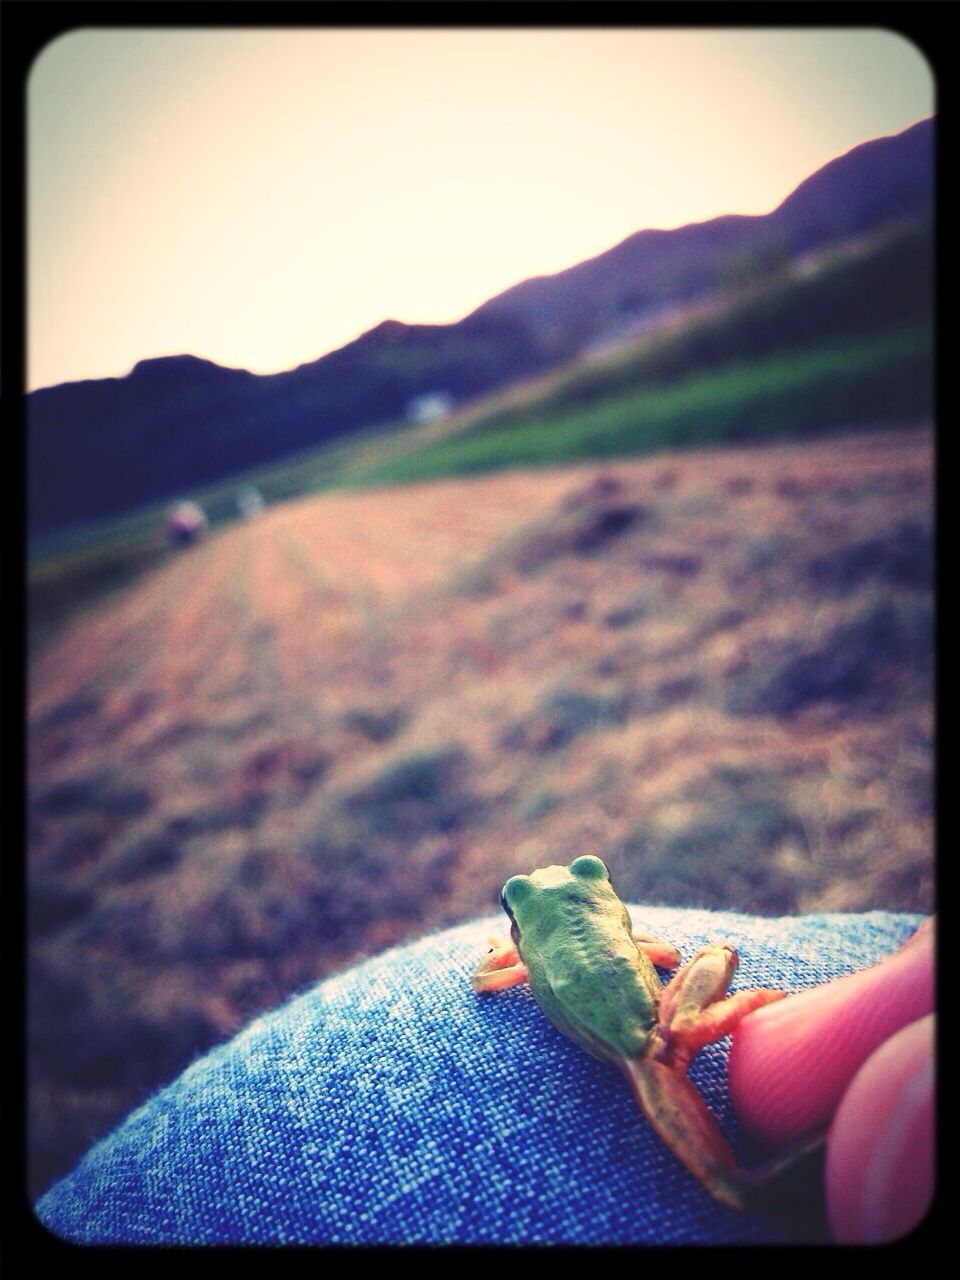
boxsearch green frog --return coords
[472,855,795,1212]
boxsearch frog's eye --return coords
[569,855,610,881]
[502,874,535,911]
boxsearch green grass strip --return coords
[336,325,931,489]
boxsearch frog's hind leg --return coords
[656,943,786,1071]
[622,1056,748,1212]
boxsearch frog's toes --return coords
[472,936,527,992]
[633,934,683,969]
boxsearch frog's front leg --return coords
[655,942,787,1071]
[472,936,529,993]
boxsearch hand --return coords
[728,917,934,1242]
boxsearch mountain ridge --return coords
[467,118,933,350]
[28,118,934,535]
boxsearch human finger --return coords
[727,917,934,1147]
[825,1013,935,1243]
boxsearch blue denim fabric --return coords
[35,906,924,1245]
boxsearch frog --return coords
[472,855,796,1213]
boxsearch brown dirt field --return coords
[28,426,934,1197]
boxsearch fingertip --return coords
[728,921,935,1147]
[826,1015,935,1244]
[728,983,833,1145]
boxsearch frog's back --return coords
[520,879,660,1063]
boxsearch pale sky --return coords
[27,27,934,391]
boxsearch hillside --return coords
[335,224,932,489]
[27,118,933,536]
[27,220,934,654]
[28,426,933,1196]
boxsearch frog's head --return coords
[501,855,615,943]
